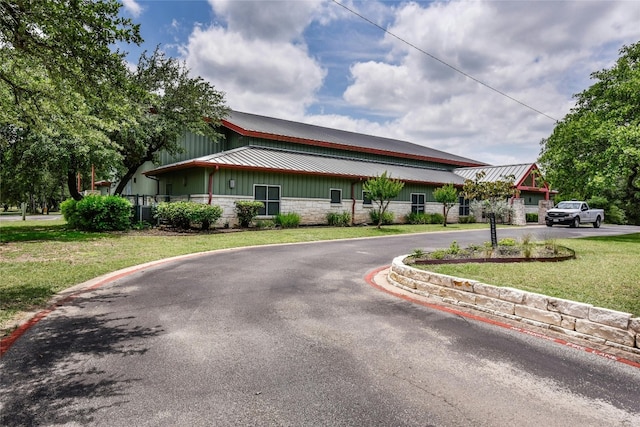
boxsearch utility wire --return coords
[332,0,559,122]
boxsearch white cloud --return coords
[173,0,640,165]
[122,0,143,18]
[334,0,640,164]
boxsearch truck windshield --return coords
[556,202,581,209]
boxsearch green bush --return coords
[327,211,351,226]
[405,212,429,224]
[430,213,445,224]
[61,195,132,231]
[275,212,301,228]
[60,198,81,229]
[155,201,222,230]
[606,205,627,224]
[234,200,264,227]
[458,215,476,224]
[369,210,394,225]
[525,213,538,223]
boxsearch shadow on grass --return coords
[0,290,163,426]
[0,224,119,243]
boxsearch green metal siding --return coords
[159,131,226,166]
[521,191,546,206]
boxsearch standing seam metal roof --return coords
[146,146,467,185]
[454,164,535,185]
[222,111,486,167]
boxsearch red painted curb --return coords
[365,266,640,370]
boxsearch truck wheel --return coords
[546,222,553,227]
[593,216,601,228]
[570,216,580,228]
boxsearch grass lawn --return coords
[1,219,638,336]
[424,233,640,316]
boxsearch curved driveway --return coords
[2,225,640,426]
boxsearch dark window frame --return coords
[254,184,281,216]
[330,188,342,204]
[411,193,425,214]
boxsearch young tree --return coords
[433,183,458,227]
[111,48,229,195]
[539,41,640,224]
[363,171,404,229]
[463,172,516,247]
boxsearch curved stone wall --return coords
[388,255,640,354]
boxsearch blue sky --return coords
[119,0,640,165]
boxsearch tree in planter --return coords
[463,172,516,247]
[433,183,458,227]
[362,171,404,229]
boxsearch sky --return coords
[118,0,640,166]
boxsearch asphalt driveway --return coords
[1,225,639,426]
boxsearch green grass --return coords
[0,220,485,333]
[423,234,640,316]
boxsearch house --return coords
[130,110,548,226]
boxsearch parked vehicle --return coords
[545,201,604,228]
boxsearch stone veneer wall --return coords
[387,255,639,354]
[186,195,457,226]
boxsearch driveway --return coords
[1,225,639,425]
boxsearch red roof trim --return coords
[220,119,483,168]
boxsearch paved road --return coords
[2,225,639,426]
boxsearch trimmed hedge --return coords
[405,212,445,224]
[370,210,394,225]
[61,195,132,231]
[155,201,222,230]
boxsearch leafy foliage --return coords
[275,212,301,228]
[405,212,444,224]
[362,171,404,228]
[234,200,264,227]
[61,195,132,231]
[539,42,640,224]
[369,209,394,225]
[155,201,222,230]
[433,183,459,227]
[111,48,229,195]
[327,211,351,227]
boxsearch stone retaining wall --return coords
[388,255,639,354]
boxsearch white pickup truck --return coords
[545,201,604,228]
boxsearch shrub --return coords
[62,195,132,231]
[405,212,429,224]
[60,198,81,228]
[275,212,301,228]
[525,213,538,223]
[458,215,476,224]
[327,211,351,226]
[155,201,222,230]
[606,205,627,224]
[429,213,445,224]
[234,200,264,227]
[369,210,394,225]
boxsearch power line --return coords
[331,0,559,122]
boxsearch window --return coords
[363,191,372,206]
[330,189,342,204]
[459,196,470,216]
[254,185,280,216]
[411,193,425,214]
[166,183,173,196]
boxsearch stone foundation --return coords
[387,255,639,353]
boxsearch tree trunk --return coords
[67,171,83,201]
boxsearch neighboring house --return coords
[127,110,546,226]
